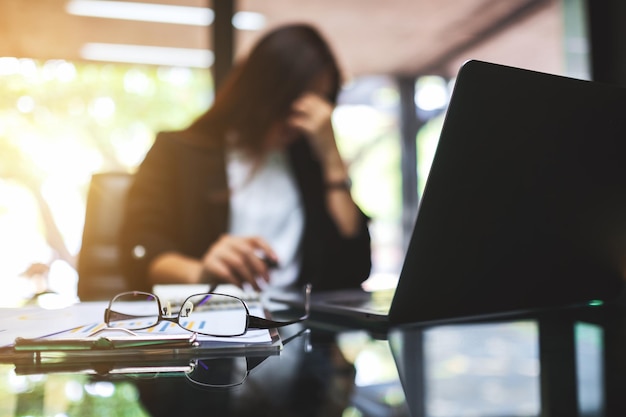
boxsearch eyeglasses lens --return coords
[186,357,248,387]
[108,292,160,329]
[178,293,248,336]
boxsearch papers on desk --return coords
[0,299,281,356]
[0,302,107,348]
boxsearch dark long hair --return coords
[187,24,342,152]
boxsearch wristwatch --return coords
[326,177,352,191]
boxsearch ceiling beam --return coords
[415,0,552,77]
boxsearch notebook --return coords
[270,60,626,330]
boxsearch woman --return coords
[119,24,371,293]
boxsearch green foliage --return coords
[0,60,212,182]
[66,380,150,417]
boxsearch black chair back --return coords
[77,172,133,301]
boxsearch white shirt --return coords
[226,150,304,287]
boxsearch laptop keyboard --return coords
[330,289,394,313]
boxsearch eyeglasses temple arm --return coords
[247,283,311,330]
[248,314,305,329]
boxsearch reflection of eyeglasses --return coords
[14,327,312,391]
[186,328,310,388]
[104,284,311,337]
[186,356,249,387]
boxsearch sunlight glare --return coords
[46,260,79,303]
[415,75,448,111]
[333,105,390,144]
[88,96,116,121]
[43,60,77,83]
[157,66,193,86]
[0,181,53,305]
[123,68,155,95]
[111,124,153,167]
[354,348,396,386]
[0,57,20,75]
[42,176,87,255]
[17,96,35,113]
[25,137,103,181]
[84,381,115,397]
[18,58,38,80]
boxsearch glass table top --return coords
[0,308,613,417]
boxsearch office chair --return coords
[77,172,133,301]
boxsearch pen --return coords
[14,333,197,351]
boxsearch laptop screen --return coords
[390,60,626,325]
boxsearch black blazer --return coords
[119,130,371,292]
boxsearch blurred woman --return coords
[119,23,371,293]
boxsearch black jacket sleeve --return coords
[289,138,372,290]
[118,135,182,291]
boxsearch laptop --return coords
[270,60,626,331]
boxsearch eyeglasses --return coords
[104,284,311,337]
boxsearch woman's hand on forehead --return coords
[288,93,337,159]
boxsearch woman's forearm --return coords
[322,151,362,237]
[148,252,204,284]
